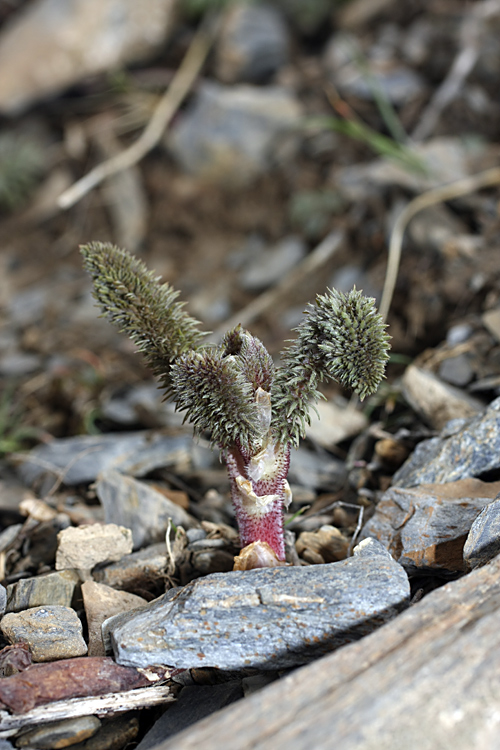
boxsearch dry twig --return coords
[379,166,500,321]
[57,18,217,210]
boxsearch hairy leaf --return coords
[81,242,205,395]
[271,288,390,446]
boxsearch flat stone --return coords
[16,716,101,748]
[136,681,243,750]
[483,308,500,343]
[393,397,500,488]
[305,399,368,448]
[16,431,193,491]
[402,365,483,430]
[168,82,302,186]
[0,0,176,114]
[215,2,289,83]
[239,235,306,292]
[55,524,133,572]
[439,353,475,387]
[82,581,147,657]
[325,32,425,106]
[463,495,500,569]
[95,471,196,549]
[0,605,87,661]
[0,585,6,617]
[110,538,409,671]
[333,137,486,201]
[287,446,347,492]
[6,569,80,613]
[93,543,167,597]
[359,479,500,573]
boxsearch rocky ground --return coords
[1,0,500,747]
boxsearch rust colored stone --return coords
[0,642,32,677]
[0,656,169,714]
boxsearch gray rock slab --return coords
[463,495,500,569]
[393,396,500,488]
[55,524,133,571]
[0,0,176,115]
[6,569,80,613]
[359,479,500,573]
[110,538,409,671]
[95,470,196,549]
[16,716,101,748]
[0,605,87,661]
[15,431,193,490]
[145,552,500,750]
[167,82,302,186]
[137,682,243,750]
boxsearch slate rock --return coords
[6,569,80,613]
[82,581,147,657]
[56,524,133,571]
[16,716,101,748]
[1,605,87,661]
[110,538,409,671]
[16,431,193,491]
[136,681,243,750]
[0,585,6,617]
[216,2,289,83]
[95,470,196,549]
[393,397,500,488]
[359,479,500,573]
[463,495,500,569]
[93,543,167,597]
[168,82,302,186]
[0,0,176,114]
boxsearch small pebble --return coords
[296,525,349,564]
[216,2,289,83]
[16,716,101,749]
[82,581,147,656]
[6,569,80,613]
[0,584,6,617]
[93,543,167,598]
[55,524,133,571]
[70,715,139,750]
[1,605,87,661]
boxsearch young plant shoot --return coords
[81,242,390,570]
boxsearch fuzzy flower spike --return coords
[81,242,390,570]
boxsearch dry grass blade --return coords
[57,17,218,210]
[379,166,500,321]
